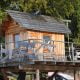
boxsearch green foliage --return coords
[46,0,74,18]
[0,37,5,43]
[0,0,75,22]
[0,10,6,24]
[7,0,74,18]
[0,0,11,9]
[70,0,80,43]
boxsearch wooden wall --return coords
[5,20,65,57]
[52,34,65,57]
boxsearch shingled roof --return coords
[6,10,71,34]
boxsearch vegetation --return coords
[0,0,80,43]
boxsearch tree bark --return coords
[1,68,9,80]
[17,70,26,80]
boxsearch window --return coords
[43,35,51,53]
[43,36,51,43]
[14,34,20,48]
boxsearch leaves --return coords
[0,10,6,24]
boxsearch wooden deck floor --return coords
[0,60,80,72]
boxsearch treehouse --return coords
[0,10,80,80]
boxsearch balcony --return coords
[0,39,80,67]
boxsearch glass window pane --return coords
[43,36,51,43]
[14,34,20,48]
[43,35,51,53]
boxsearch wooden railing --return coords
[0,39,80,64]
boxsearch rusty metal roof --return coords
[6,10,71,34]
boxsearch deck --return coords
[0,39,80,70]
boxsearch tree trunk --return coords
[17,70,26,80]
[1,68,9,80]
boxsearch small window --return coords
[43,35,51,53]
[14,34,20,48]
[43,36,51,43]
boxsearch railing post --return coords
[72,43,75,62]
[9,49,13,59]
[74,69,76,80]
[69,46,71,59]
[1,43,3,58]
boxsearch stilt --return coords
[32,74,35,80]
[74,69,76,80]
[36,69,40,80]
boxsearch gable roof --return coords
[6,10,71,34]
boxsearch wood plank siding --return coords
[5,20,65,57]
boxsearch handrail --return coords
[1,39,73,44]
[0,39,80,64]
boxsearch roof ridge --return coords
[6,10,28,14]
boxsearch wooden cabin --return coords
[1,10,80,80]
[1,10,73,67]
[2,10,71,59]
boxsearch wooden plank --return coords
[52,33,65,57]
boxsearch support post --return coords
[32,74,35,80]
[36,69,40,80]
[72,43,74,61]
[1,44,3,58]
[74,69,76,80]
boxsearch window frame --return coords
[43,34,52,53]
[13,33,20,48]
